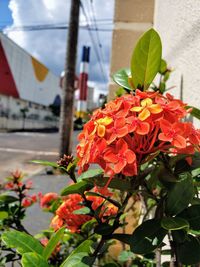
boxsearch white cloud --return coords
[4,0,114,97]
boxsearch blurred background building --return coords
[0,32,61,130]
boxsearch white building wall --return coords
[154,0,200,126]
[0,33,61,106]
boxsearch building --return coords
[109,0,200,126]
[0,32,61,130]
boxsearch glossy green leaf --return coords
[166,173,194,216]
[131,28,162,90]
[177,235,200,265]
[2,230,44,255]
[60,181,93,196]
[84,175,135,192]
[94,223,114,236]
[112,234,131,245]
[112,68,132,90]
[31,160,58,168]
[161,217,189,231]
[0,195,18,203]
[130,219,167,254]
[179,205,200,231]
[22,252,50,267]
[60,239,94,267]
[81,219,97,233]
[78,169,103,182]
[159,59,167,74]
[73,207,91,215]
[0,211,8,220]
[42,227,65,260]
[186,106,200,120]
[172,230,187,243]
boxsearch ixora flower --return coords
[40,192,58,209]
[51,188,117,232]
[77,90,200,177]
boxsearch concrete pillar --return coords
[108,0,155,99]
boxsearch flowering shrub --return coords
[51,188,117,233]
[77,90,199,178]
[0,170,38,265]
[2,28,200,267]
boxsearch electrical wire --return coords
[89,0,106,67]
[80,0,108,83]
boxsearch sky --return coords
[0,0,114,97]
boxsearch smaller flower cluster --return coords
[57,154,74,169]
[40,192,59,209]
[4,170,38,208]
[77,90,200,177]
[50,187,117,233]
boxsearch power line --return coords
[89,0,106,72]
[80,0,107,83]
[1,25,112,32]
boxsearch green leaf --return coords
[73,207,91,215]
[84,175,135,192]
[186,106,200,120]
[166,173,194,216]
[31,160,58,168]
[2,230,44,255]
[94,223,114,236]
[118,250,134,262]
[131,28,162,90]
[130,219,167,254]
[81,219,97,233]
[103,263,119,267]
[60,239,94,267]
[42,227,65,260]
[78,169,103,182]
[115,87,126,97]
[22,252,50,267]
[112,68,132,90]
[112,234,131,245]
[60,181,93,196]
[179,205,200,231]
[0,195,18,203]
[177,235,200,265]
[159,59,167,74]
[172,230,187,243]
[0,211,8,220]
[161,217,189,231]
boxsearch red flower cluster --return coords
[22,194,37,207]
[51,189,117,232]
[40,192,58,209]
[77,90,200,177]
[4,170,38,208]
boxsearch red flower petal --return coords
[136,122,150,135]
[114,158,126,173]
[125,150,136,164]
[173,135,186,148]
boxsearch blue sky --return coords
[0,0,114,96]
[0,0,13,26]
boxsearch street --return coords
[0,131,79,180]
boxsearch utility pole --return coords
[59,0,80,157]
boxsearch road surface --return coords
[0,131,79,181]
